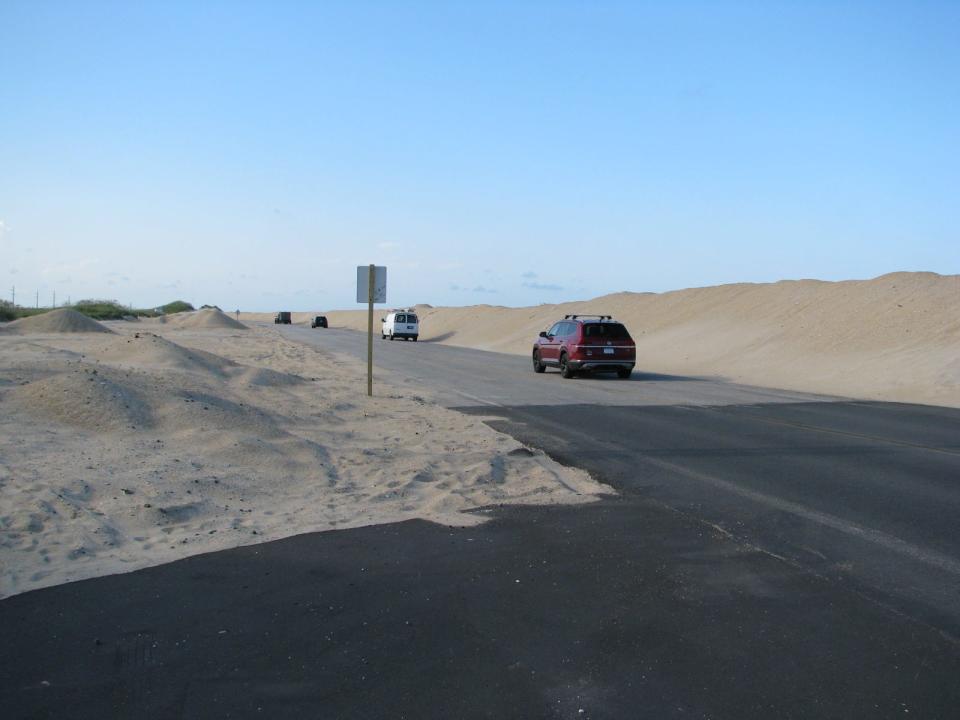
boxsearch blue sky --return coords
[2,1,958,311]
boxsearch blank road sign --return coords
[357,265,387,303]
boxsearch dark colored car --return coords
[274,312,291,324]
[532,315,635,379]
[311,316,328,328]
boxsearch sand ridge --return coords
[0,324,609,598]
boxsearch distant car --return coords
[532,315,635,379]
[381,309,419,341]
[274,312,292,324]
[311,316,328,328]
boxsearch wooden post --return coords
[367,263,374,397]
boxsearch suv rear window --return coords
[582,323,630,339]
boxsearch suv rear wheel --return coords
[617,367,632,379]
[532,350,546,373]
[560,353,576,379]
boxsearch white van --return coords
[381,309,419,341]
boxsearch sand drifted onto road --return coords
[0,323,608,598]
[291,272,959,408]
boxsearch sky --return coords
[1,1,958,311]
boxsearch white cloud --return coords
[451,284,497,294]
[377,241,400,250]
[523,281,564,291]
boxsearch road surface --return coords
[284,326,960,640]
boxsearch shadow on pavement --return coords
[420,331,457,343]
[3,494,959,719]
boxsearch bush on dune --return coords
[1,298,205,322]
[0,301,59,321]
[160,300,195,314]
[69,300,146,320]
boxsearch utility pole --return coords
[10,286,13,305]
[36,290,39,308]
[53,291,56,308]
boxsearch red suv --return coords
[532,315,636,379]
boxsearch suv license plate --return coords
[604,348,615,355]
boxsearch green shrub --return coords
[160,300,195,314]
[1,299,162,322]
[0,301,48,321]
[71,299,134,320]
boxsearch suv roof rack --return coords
[564,314,613,321]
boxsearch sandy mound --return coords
[159,308,247,330]
[90,333,236,376]
[0,308,114,335]
[310,272,960,407]
[0,326,609,598]
[13,369,153,431]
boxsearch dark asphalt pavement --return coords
[3,326,959,718]
[460,401,960,642]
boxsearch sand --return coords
[282,272,959,408]
[149,307,248,330]
[0,322,609,598]
[0,308,114,335]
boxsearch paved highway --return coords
[284,326,960,639]
[280,325,838,408]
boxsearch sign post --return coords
[357,265,387,397]
[367,264,374,396]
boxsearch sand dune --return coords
[93,332,237,376]
[287,272,959,407]
[0,308,114,335]
[0,324,609,598]
[151,307,248,330]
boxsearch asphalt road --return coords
[280,325,837,409]
[286,327,960,638]
[3,325,959,718]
